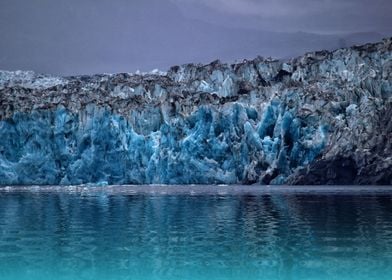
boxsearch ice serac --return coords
[0,38,391,185]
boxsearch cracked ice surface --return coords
[0,38,391,185]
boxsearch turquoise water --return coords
[1,186,392,280]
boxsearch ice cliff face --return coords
[0,38,391,185]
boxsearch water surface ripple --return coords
[0,186,392,280]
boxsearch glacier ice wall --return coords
[0,38,391,185]
[0,103,327,185]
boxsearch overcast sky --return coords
[0,0,390,75]
[173,0,391,33]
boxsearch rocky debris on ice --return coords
[0,38,391,185]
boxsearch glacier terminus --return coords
[0,38,391,185]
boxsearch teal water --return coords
[1,186,392,280]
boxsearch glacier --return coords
[0,38,391,185]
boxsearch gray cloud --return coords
[173,0,337,17]
[0,0,390,75]
[172,0,392,33]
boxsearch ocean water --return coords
[1,185,392,280]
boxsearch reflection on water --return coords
[1,189,392,280]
